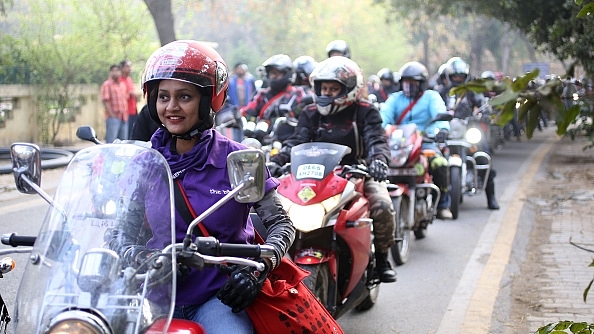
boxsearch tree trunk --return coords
[143,0,176,46]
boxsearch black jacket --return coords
[271,101,390,167]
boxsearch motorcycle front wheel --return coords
[299,263,329,309]
[391,195,411,265]
[449,166,462,219]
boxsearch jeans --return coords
[105,117,128,143]
[173,295,254,334]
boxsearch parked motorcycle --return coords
[385,113,452,265]
[274,142,379,319]
[1,131,273,333]
[445,116,493,219]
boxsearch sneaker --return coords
[437,208,453,220]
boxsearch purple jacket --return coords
[150,128,279,306]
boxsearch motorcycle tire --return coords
[354,265,380,312]
[298,263,329,309]
[391,196,410,265]
[449,166,462,220]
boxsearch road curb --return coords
[437,131,559,334]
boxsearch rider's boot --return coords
[375,252,397,283]
[486,171,500,210]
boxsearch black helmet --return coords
[399,61,429,98]
[325,40,351,59]
[262,54,294,94]
[377,68,394,83]
[293,55,318,86]
[445,57,470,87]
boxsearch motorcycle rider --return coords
[268,56,398,283]
[379,61,454,220]
[372,68,400,103]
[292,55,317,110]
[440,58,499,210]
[118,40,296,334]
[241,54,309,142]
[292,55,317,93]
[326,39,351,58]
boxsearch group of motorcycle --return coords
[0,124,387,333]
[0,92,503,332]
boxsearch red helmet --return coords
[141,40,229,112]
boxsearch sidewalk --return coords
[0,142,92,202]
[502,134,594,333]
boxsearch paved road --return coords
[1,129,592,333]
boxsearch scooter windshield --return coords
[14,144,176,334]
[290,142,351,180]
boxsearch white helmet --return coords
[309,56,364,116]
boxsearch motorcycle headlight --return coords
[46,310,111,334]
[282,194,341,232]
[466,127,482,144]
[389,145,412,167]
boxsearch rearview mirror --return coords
[10,143,42,194]
[76,126,102,144]
[227,149,266,203]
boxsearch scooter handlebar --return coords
[1,233,36,247]
[194,237,275,258]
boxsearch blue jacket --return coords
[380,90,449,136]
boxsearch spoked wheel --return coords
[449,166,462,220]
[391,196,411,265]
[298,263,329,309]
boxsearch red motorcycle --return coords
[275,142,380,319]
[385,113,452,265]
[1,128,274,334]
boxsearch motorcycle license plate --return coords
[387,168,417,176]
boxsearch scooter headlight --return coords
[466,127,482,144]
[46,310,111,334]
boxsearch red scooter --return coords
[1,128,273,334]
[275,142,380,319]
[385,113,452,265]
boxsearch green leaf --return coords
[512,69,539,91]
[577,3,594,18]
[525,103,542,139]
[494,101,516,126]
[489,89,519,107]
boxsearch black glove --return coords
[435,129,449,143]
[368,159,388,182]
[266,162,283,178]
[216,260,270,313]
